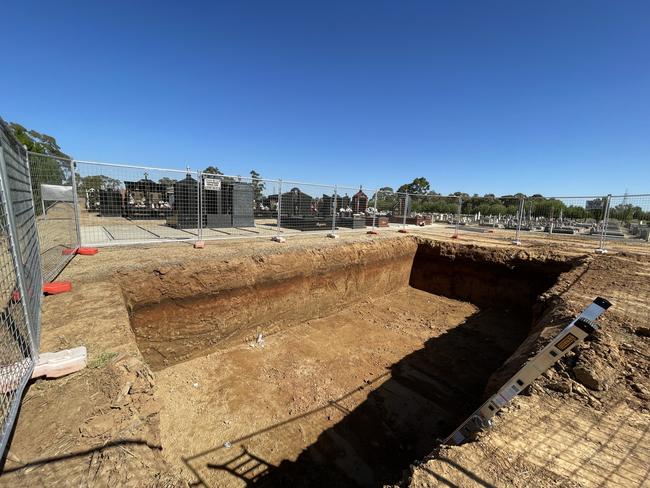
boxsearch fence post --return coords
[453,196,462,238]
[402,194,408,230]
[372,190,378,230]
[276,179,282,237]
[596,194,611,253]
[513,196,524,245]
[195,170,203,244]
[69,159,82,249]
[330,185,338,236]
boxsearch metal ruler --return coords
[445,297,612,446]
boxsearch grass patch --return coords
[89,351,118,369]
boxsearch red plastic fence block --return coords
[43,281,72,295]
[62,247,99,256]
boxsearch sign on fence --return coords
[40,184,75,202]
[203,177,222,191]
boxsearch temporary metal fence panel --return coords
[607,194,650,246]
[0,120,42,456]
[74,160,199,246]
[375,190,419,230]
[28,153,79,281]
[373,190,398,229]
[273,180,350,236]
[199,172,278,241]
[451,194,520,238]
[329,184,374,235]
[516,196,609,247]
[398,193,463,236]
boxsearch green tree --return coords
[78,175,122,193]
[373,187,397,211]
[250,169,266,204]
[204,166,223,175]
[398,177,430,195]
[9,123,71,159]
[10,122,72,215]
[158,177,177,187]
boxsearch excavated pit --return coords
[120,238,579,487]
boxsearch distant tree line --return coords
[376,177,650,221]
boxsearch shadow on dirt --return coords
[183,306,530,487]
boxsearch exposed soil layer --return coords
[126,240,578,372]
[127,239,418,370]
[123,239,577,486]
[409,241,578,310]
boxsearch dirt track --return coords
[0,234,648,487]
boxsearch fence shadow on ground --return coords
[182,307,529,487]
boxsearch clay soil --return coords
[155,289,530,487]
[0,232,648,488]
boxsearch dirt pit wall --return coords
[120,237,581,373]
[121,239,418,370]
[410,239,579,310]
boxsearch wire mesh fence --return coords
[275,181,338,236]
[0,120,42,457]
[407,194,462,235]
[514,195,609,248]
[67,162,381,245]
[25,154,650,251]
[608,194,650,245]
[28,154,79,281]
[74,161,199,245]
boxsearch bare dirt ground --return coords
[408,251,650,488]
[0,230,648,487]
[159,289,491,487]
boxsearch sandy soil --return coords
[407,251,650,488]
[0,234,648,488]
[159,288,487,487]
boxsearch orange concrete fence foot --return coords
[62,247,99,255]
[43,281,72,295]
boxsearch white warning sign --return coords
[203,177,222,191]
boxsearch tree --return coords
[158,177,177,188]
[10,122,72,215]
[397,177,430,195]
[204,166,223,175]
[250,170,266,204]
[9,123,71,159]
[372,187,397,211]
[78,175,122,193]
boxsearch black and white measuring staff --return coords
[445,297,612,446]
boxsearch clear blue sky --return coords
[2,1,649,196]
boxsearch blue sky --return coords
[2,1,648,196]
